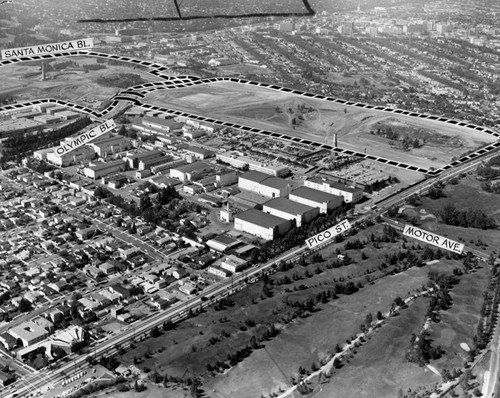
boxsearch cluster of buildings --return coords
[0,104,83,138]
[228,170,362,241]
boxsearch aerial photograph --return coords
[0,0,500,397]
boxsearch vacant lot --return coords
[0,56,155,106]
[145,81,495,169]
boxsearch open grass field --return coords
[415,175,500,248]
[144,81,496,169]
[206,267,444,398]
[429,264,490,373]
[0,56,155,107]
[310,297,439,398]
[116,223,469,398]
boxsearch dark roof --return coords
[260,177,290,191]
[235,209,290,228]
[263,197,316,215]
[239,171,269,183]
[186,146,214,156]
[208,234,239,247]
[290,186,343,203]
[174,161,211,174]
[0,332,17,345]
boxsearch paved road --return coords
[7,244,305,398]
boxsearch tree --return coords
[140,194,153,212]
[394,297,405,307]
[149,370,163,383]
[134,381,146,392]
[18,298,32,313]
[150,326,161,338]
[376,311,383,321]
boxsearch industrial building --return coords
[33,114,60,124]
[170,161,213,182]
[305,177,363,203]
[55,110,81,120]
[89,134,131,157]
[208,265,231,278]
[206,234,241,252]
[138,155,171,171]
[238,171,291,198]
[123,150,164,169]
[46,145,95,167]
[289,187,343,214]
[131,117,183,135]
[216,170,238,187]
[216,151,289,177]
[83,159,127,179]
[9,321,48,347]
[150,158,186,174]
[220,255,248,273]
[0,118,43,138]
[263,197,319,227]
[234,208,292,240]
[185,146,215,160]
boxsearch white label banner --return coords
[1,38,94,59]
[403,224,464,254]
[54,120,116,157]
[306,219,352,249]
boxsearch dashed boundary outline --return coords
[1,50,499,176]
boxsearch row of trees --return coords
[0,116,92,166]
[96,73,145,89]
[439,204,497,229]
[256,203,353,263]
[364,176,399,194]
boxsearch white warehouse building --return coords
[216,151,289,177]
[234,208,292,241]
[238,171,291,198]
[304,177,363,203]
[289,186,343,214]
[262,197,319,227]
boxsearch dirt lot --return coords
[0,56,156,107]
[144,81,495,169]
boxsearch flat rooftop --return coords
[290,186,343,203]
[235,208,289,229]
[263,197,316,215]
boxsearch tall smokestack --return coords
[333,133,338,147]
[41,61,46,81]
